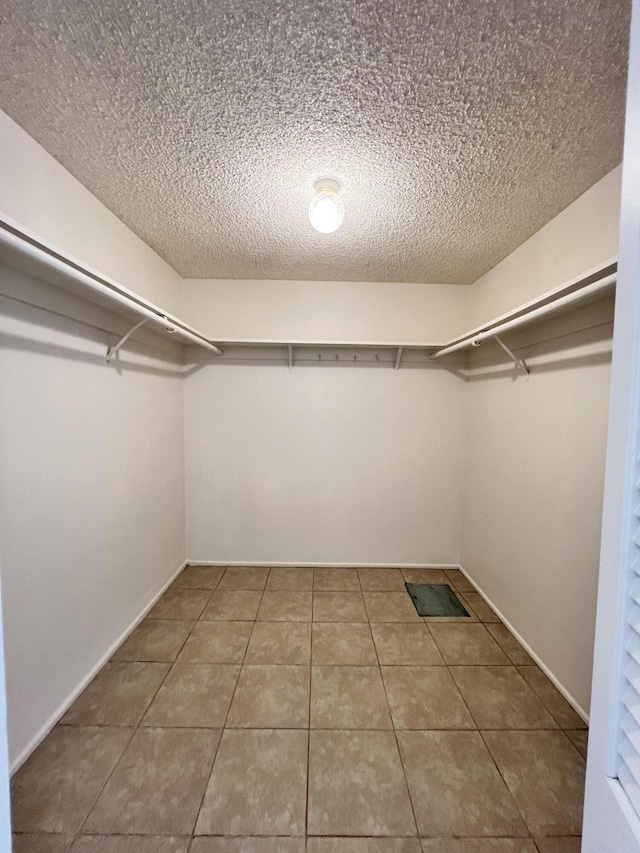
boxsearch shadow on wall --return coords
[0,330,184,380]
[461,295,615,384]
[0,291,184,380]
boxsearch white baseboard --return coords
[10,558,188,776]
[187,560,463,570]
[457,565,590,725]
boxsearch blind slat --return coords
[630,579,640,607]
[619,764,640,817]
[622,709,640,746]
[616,413,640,816]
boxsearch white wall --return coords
[461,168,622,716]
[185,360,464,566]
[182,277,469,568]
[182,279,468,343]
[468,165,621,328]
[0,110,191,770]
[0,110,183,315]
[462,306,613,715]
[0,266,186,769]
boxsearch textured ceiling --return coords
[0,0,630,283]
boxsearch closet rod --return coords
[431,272,617,359]
[0,218,223,357]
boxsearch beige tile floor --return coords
[11,566,588,852]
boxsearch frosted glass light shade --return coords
[309,179,344,234]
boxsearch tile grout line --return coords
[73,569,222,846]
[185,566,249,843]
[456,570,546,846]
[477,727,538,844]
[40,570,222,850]
[516,666,588,731]
[447,573,587,734]
[439,621,536,844]
[168,570,227,666]
[409,569,539,845]
[13,567,586,849]
[189,566,272,843]
[370,573,421,840]
[453,571,542,846]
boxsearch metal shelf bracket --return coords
[494,335,530,380]
[106,318,148,363]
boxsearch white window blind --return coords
[617,441,640,817]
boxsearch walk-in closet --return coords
[1,0,640,850]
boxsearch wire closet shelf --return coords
[0,215,616,370]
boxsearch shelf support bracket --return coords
[494,335,530,379]
[288,344,294,373]
[106,318,148,363]
[394,346,403,371]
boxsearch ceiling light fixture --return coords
[309,178,344,234]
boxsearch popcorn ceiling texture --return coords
[0,0,630,283]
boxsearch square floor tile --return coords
[314,568,361,591]
[460,593,500,623]
[357,569,407,592]
[308,842,421,853]
[371,623,444,665]
[191,840,305,853]
[364,593,422,623]
[312,623,377,665]
[308,730,416,836]
[201,590,262,621]
[84,727,220,835]
[314,592,368,622]
[516,667,587,729]
[533,840,581,853]
[226,665,310,727]
[486,624,533,665]
[450,666,558,729]
[397,730,526,837]
[401,569,447,584]
[148,588,212,620]
[218,566,270,590]
[566,729,588,759]
[245,621,311,664]
[442,570,476,593]
[381,666,475,729]
[421,842,537,852]
[311,666,392,729]
[483,730,586,836]
[266,567,313,591]
[13,836,73,853]
[172,565,225,589]
[428,624,509,665]
[112,620,194,662]
[70,838,190,853]
[60,662,169,726]
[257,590,313,621]
[11,726,132,833]
[176,621,252,663]
[142,663,239,727]
[195,729,308,836]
